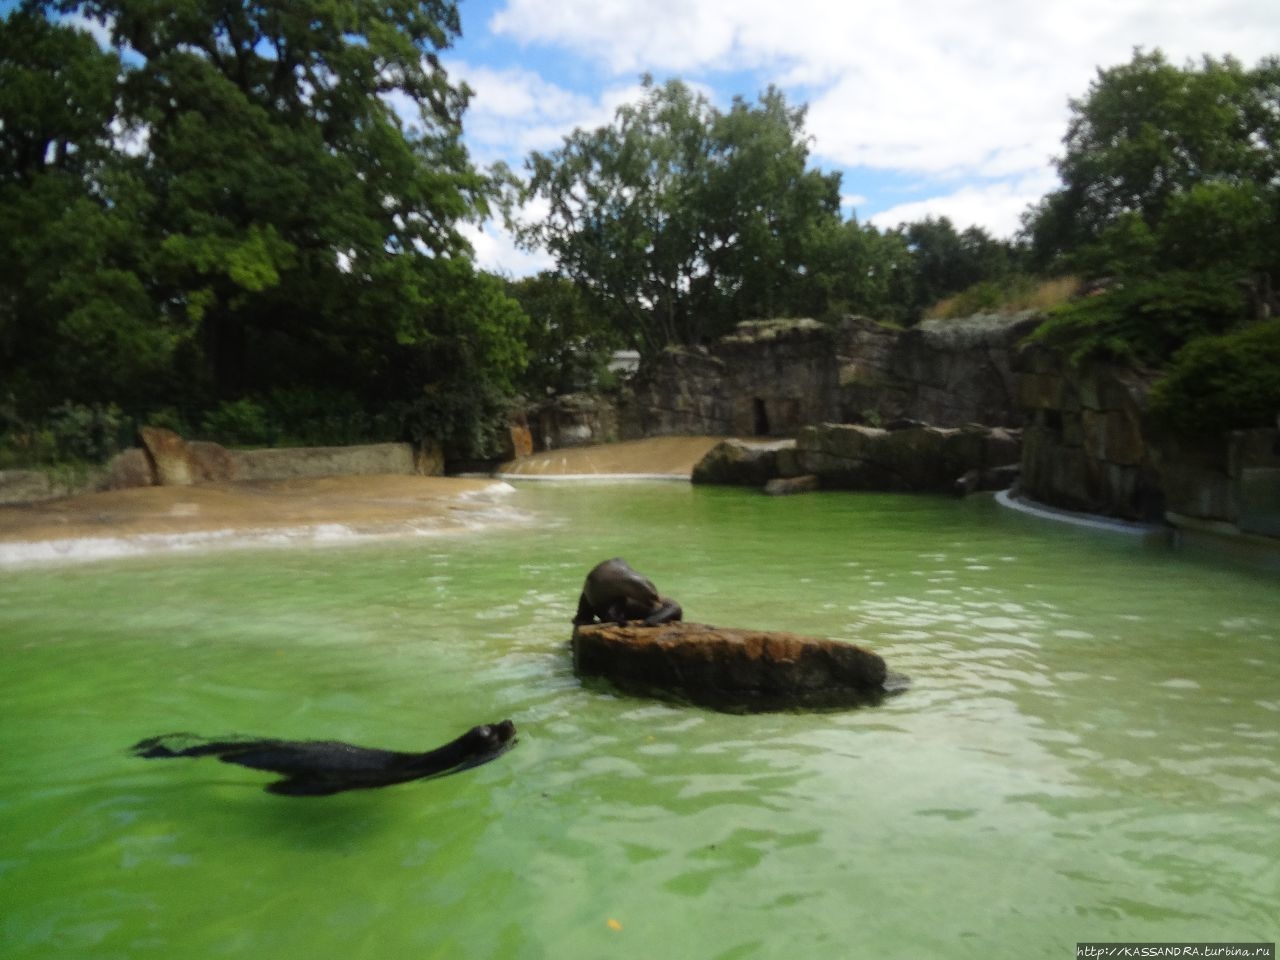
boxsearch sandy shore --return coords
[0,475,522,566]
[0,437,725,566]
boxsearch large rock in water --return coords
[572,621,899,712]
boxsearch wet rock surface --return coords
[572,621,904,712]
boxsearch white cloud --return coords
[64,11,115,49]
[462,219,556,277]
[449,60,648,167]
[867,172,1061,238]
[469,0,1279,271]
[487,0,1280,180]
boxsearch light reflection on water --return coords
[2,483,1278,959]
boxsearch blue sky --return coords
[445,0,1279,275]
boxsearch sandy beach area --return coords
[0,474,522,566]
[0,437,723,566]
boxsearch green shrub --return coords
[47,401,125,462]
[1029,270,1246,365]
[201,398,271,446]
[1148,319,1280,434]
[263,387,392,447]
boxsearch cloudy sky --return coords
[446,0,1279,275]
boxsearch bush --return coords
[1029,270,1246,365]
[1148,319,1280,434]
[0,401,125,467]
[263,387,393,447]
[201,398,271,446]
[47,401,125,462]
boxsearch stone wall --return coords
[619,319,838,438]
[1014,344,1280,538]
[531,392,622,450]
[1,433,441,505]
[1015,345,1163,521]
[540,313,1038,446]
[1150,429,1280,537]
[837,312,1041,428]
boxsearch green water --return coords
[2,484,1278,959]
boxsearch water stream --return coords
[2,483,1277,959]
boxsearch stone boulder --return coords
[138,426,195,486]
[188,441,237,483]
[103,447,157,490]
[572,621,901,712]
[691,438,797,486]
[795,422,1021,493]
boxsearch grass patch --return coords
[926,276,1081,320]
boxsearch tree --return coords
[522,77,842,354]
[1028,49,1280,267]
[1025,49,1280,362]
[802,216,916,325]
[893,217,1018,320]
[507,273,619,397]
[3,2,526,455]
[0,10,172,410]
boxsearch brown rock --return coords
[508,423,534,460]
[188,441,237,482]
[572,621,899,712]
[103,448,156,490]
[137,426,193,486]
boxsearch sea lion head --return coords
[469,719,517,752]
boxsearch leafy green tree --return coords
[4,1,526,456]
[0,10,176,411]
[1028,49,1280,268]
[507,273,619,397]
[893,217,1018,320]
[803,216,916,325]
[522,77,842,353]
[1025,49,1280,363]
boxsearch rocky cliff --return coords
[837,312,1042,428]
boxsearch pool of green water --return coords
[2,484,1277,959]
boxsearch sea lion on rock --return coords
[573,557,683,627]
[132,719,517,797]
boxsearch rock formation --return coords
[837,312,1041,428]
[795,422,1020,494]
[691,438,799,486]
[138,426,196,486]
[692,424,1020,494]
[572,621,901,712]
[620,319,839,439]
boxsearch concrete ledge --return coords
[231,443,417,481]
[995,489,1170,541]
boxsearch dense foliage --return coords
[1,1,526,458]
[520,78,1001,350]
[1148,319,1280,434]
[505,273,620,397]
[1025,50,1280,369]
[5,20,1276,467]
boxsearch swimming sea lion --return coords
[572,557,683,627]
[132,719,517,796]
